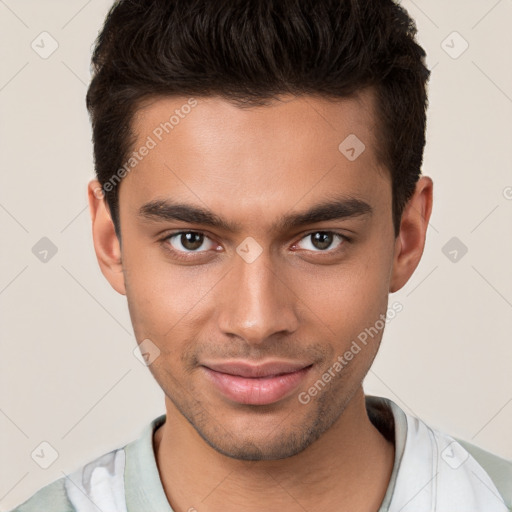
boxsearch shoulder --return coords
[7,477,74,512]
[7,416,166,512]
[455,437,512,509]
[424,422,512,510]
[375,396,512,511]
[7,446,128,512]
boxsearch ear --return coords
[389,176,433,293]
[87,180,126,296]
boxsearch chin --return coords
[192,411,331,461]
[201,431,315,461]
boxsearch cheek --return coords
[301,262,389,384]
[301,255,390,335]
[122,240,223,339]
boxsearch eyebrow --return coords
[138,195,373,233]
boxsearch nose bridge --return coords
[216,246,298,342]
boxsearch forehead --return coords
[120,90,390,230]
[133,90,379,158]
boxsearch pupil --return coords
[312,232,332,250]
[182,232,203,250]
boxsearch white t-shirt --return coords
[10,396,512,511]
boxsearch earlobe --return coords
[389,176,434,293]
[87,180,126,296]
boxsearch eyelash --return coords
[159,230,352,261]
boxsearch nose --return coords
[216,247,299,344]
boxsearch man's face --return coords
[116,91,396,460]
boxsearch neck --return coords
[154,388,394,512]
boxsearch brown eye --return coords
[167,232,215,252]
[296,231,346,252]
[311,232,333,250]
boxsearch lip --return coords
[201,360,312,405]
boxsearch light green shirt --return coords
[9,396,512,511]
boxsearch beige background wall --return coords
[1,0,511,509]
